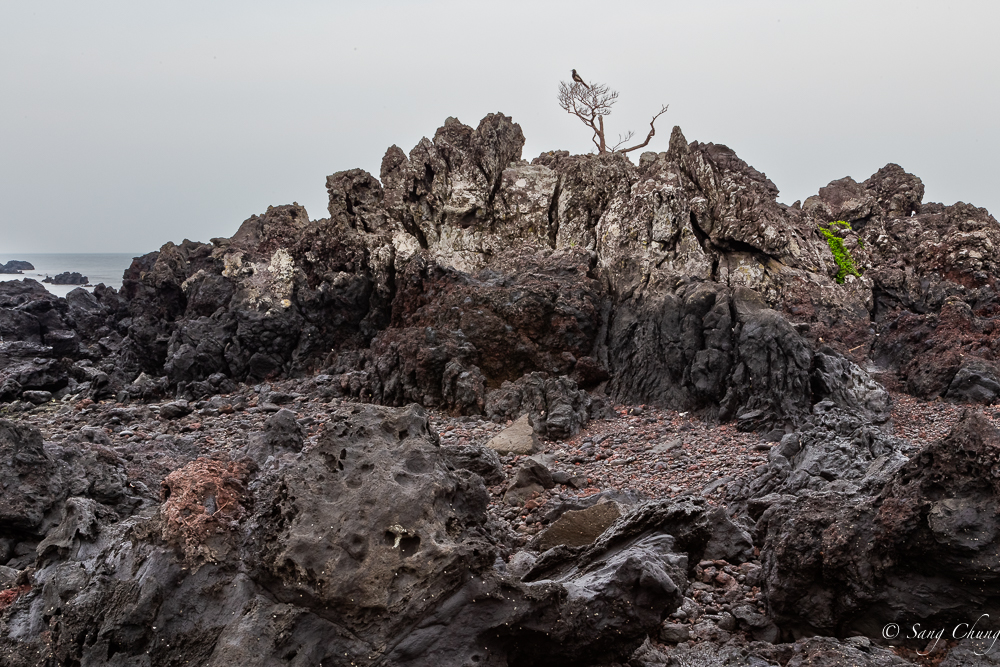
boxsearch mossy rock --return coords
[819,221,861,284]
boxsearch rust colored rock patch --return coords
[0,585,31,613]
[160,457,249,563]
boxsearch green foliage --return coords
[818,221,862,284]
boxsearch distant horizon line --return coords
[0,251,144,256]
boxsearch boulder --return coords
[945,357,1000,404]
[158,400,192,420]
[20,390,51,405]
[441,444,505,486]
[504,460,555,505]
[485,372,592,439]
[486,413,539,455]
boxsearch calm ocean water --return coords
[0,253,139,298]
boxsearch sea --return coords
[0,253,139,298]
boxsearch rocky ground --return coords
[3,376,1000,665]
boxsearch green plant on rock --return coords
[818,221,862,284]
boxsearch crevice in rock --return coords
[547,176,562,249]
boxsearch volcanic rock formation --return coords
[2,111,1000,665]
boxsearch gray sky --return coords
[1,1,998,254]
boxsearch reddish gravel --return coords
[7,377,1000,550]
[889,390,1000,443]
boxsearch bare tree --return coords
[557,77,668,155]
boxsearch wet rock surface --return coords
[3,111,1000,664]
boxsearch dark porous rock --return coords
[0,378,22,402]
[0,419,60,534]
[242,407,304,466]
[441,443,505,486]
[724,305,815,430]
[0,260,34,274]
[608,283,738,416]
[759,411,1000,641]
[42,271,89,285]
[41,329,80,357]
[158,399,193,420]
[0,419,135,548]
[526,497,753,583]
[941,645,1000,666]
[810,347,892,422]
[734,402,908,505]
[607,283,836,431]
[125,372,170,401]
[1,404,696,666]
[659,621,691,644]
[664,637,913,667]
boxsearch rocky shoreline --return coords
[2,112,1000,665]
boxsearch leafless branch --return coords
[609,131,635,152]
[619,104,670,154]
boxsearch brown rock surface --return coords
[536,500,621,551]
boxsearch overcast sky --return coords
[1,1,997,255]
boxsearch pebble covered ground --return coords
[5,378,1000,660]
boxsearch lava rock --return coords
[441,444,505,486]
[759,411,1000,639]
[43,272,89,285]
[20,390,51,405]
[0,260,34,274]
[158,400,192,420]
[504,460,555,505]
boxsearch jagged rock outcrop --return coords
[0,280,128,404]
[758,411,1000,641]
[6,110,1000,664]
[5,112,991,430]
